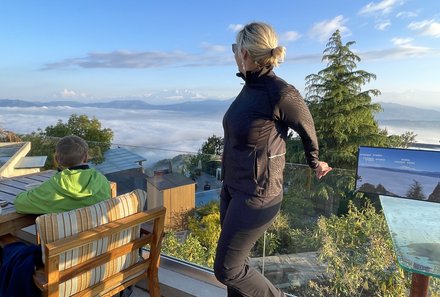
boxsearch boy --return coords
[15,135,111,214]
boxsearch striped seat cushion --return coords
[35,189,147,297]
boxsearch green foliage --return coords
[304,30,387,169]
[303,30,416,170]
[309,200,409,296]
[188,201,221,267]
[186,134,223,178]
[254,212,320,256]
[254,213,288,256]
[161,232,207,266]
[20,130,58,169]
[45,114,113,155]
[20,114,113,168]
[285,136,308,165]
[282,165,358,226]
[386,131,417,148]
[200,134,224,155]
[406,179,426,200]
[162,201,221,268]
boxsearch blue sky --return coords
[359,146,439,171]
[1,0,440,107]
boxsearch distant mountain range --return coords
[375,102,440,122]
[361,165,440,178]
[0,99,439,122]
[0,98,234,113]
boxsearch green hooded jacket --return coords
[15,168,111,214]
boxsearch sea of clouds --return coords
[0,106,224,166]
[1,105,438,166]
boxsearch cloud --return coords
[376,20,391,30]
[359,0,405,15]
[142,89,209,103]
[396,11,418,18]
[57,88,87,98]
[200,42,227,52]
[228,24,243,32]
[280,31,301,42]
[0,106,225,166]
[43,49,234,70]
[409,19,440,38]
[282,37,435,64]
[284,53,322,63]
[391,37,412,46]
[309,15,350,43]
[43,50,188,69]
[360,39,432,60]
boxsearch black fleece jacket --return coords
[222,69,319,197]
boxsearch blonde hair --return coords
[55,135,89,167]
[236,22,286,69]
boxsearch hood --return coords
[50,168,108,199]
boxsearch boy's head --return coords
[55,135,89,168]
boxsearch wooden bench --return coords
[32,190,165,297]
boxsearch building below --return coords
[0,142,46,178]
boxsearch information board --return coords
[355,146,440,202]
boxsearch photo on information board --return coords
[355,146,440,203]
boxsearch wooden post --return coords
[409,273,430,297]
[110,181,117,198]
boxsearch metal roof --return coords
[146,172,195,191]
[92,147,146,175]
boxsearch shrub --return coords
[309,200,409,296]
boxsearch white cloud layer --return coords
[58,88,86,98]
[43,49,234,70]
[2,103,439,161]
[396,11,418,18]
[359,0,405,15]
[309,15,350,43]
[391,37,412,46]
[360,38,431,60]
[200,42,226,52]
[376,20,391,31]
[409,19,440,38]
[280,31,301,42]
[228,24,243,32]
[0,106,225,166]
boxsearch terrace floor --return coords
[129,258,300,297]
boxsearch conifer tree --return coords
[304,30,387,169]
[406,179,426,200]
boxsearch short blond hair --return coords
[236,22,286,69]
[55,135,88,167]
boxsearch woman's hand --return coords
[314,161,332,179]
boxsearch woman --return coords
[214,22,332,297]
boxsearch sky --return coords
[359,146,439,171]
[1,0,440,108]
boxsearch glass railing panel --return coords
[105,144,221,269]
[250,163,356,295]
[20,136,440,294]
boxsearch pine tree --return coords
[304,30,387,169]
[406,179,426,200]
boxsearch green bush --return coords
[303,200,440,297]
[161,232,207,266]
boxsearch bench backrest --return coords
[34,189,165,297]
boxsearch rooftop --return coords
[0,143,23,166]
[92,146,146,174]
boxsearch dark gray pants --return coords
[214,185,285,297]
